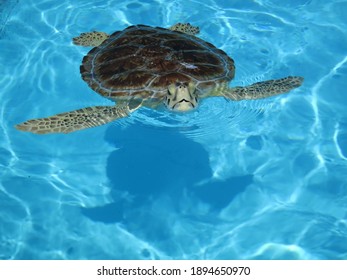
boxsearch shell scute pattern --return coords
[81,25,235,100]
[151,73,191,88]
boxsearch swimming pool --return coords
[1,0,346,259]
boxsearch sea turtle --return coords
[15,23,303,134]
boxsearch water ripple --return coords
[1,0,347,260]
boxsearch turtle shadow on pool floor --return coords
[81,124,253,232]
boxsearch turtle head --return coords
[165,82,198,112]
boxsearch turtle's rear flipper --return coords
[73,31,109,47]
[169,23,200,36]
[224,76,303,100]
[15,103,140,134]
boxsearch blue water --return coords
[1,0,347,260]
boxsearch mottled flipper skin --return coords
[15,104,139,134]
[73,31,109,47]
[169,23,200,35]
[224,76,303,100]
[72,23,199,48]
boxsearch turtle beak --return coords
[172,99,195,111]
[166,82,198,112]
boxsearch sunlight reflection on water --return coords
[1,0,347,260]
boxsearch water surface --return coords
[1,0,347,259]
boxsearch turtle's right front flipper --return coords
[15,102,141,134]
[224,76,304,100]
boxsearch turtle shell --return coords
[80,25,235,101]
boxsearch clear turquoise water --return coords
[1,0,347,259]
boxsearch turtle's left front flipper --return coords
[15,101,142,134]
[223,76,303,101]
